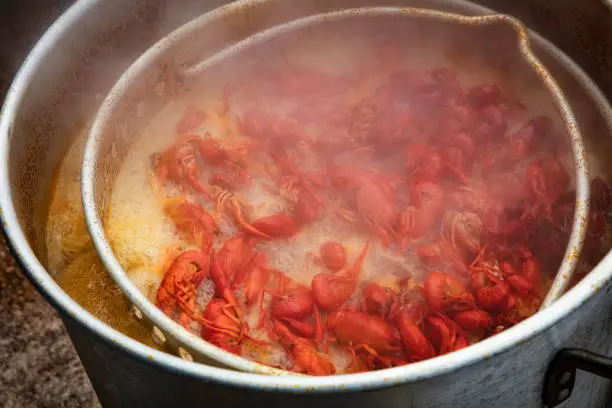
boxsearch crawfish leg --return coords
[257,290,273,329]
[219,292,244,321]
[470,245,488,269]
[184,310,243,338]
[314,305,324,347]
[346,345,362,371]
[231,199,273,239]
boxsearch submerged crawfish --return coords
[393,306,435,362]
[267,274,321,343]
[328,163,399,246]
[154,135,210,198]
[239,212,301,240]
[209,249,243,320]
[272,320,335,376]
[200,298,244,355]
[164,200,218,251]
[311,242,370,311]
[423,271,475,313]
[216,233,254,280]
[361,282,392,318]
[424,312,469,355]
[156,250,210,328]
[397,182,445,247]
[231,252,272,309]
[440,210,483,254]
[308,241,348,272]
[327,310,402,364]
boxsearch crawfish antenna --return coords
[350,242,370,279]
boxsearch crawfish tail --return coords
[231,199,273,239]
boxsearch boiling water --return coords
[101,22,577,372]
[106,72,424,371]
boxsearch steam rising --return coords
[100,15,577,372]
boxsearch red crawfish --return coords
[398,182,445,247]
[200,298,243,355]
[394,307,435,362]
[164,200,218,252]
[473,104,507,141]
[269,149,324,222]
[311,242,370,311]
[153,135,210,199]
[209,249,243,320]
[209,164,251,192]
[327,163,399,246]
[231,252,271,309]
[190,133,241,168]
[317,241,348,272]
[361,282,392,318]
[500,250,542,298]
[452,309,492,334]
[501,262,534,298]
[405,144,444,183]
[415,241,469,278]
[495,293,540,328]
[524,156,569,218]
[540,155,569,202]
[416,241,445,266]
[423,271,475,313]
[217,233,254,280]
[277,316,318,340]
[267,274,322,343]
[272,320,335,376]
[397,206,441,249]
[409,181,445,210]
[424,312,468,355]
[156,250,210,328]
[234,210,300,240]
[471,270,510,312]
[327,310,401,355]
[270,279,314,321]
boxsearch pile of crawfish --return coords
[149,65,612,375]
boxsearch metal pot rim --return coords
[1,0,611,393]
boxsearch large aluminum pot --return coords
[1,1,611,407]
